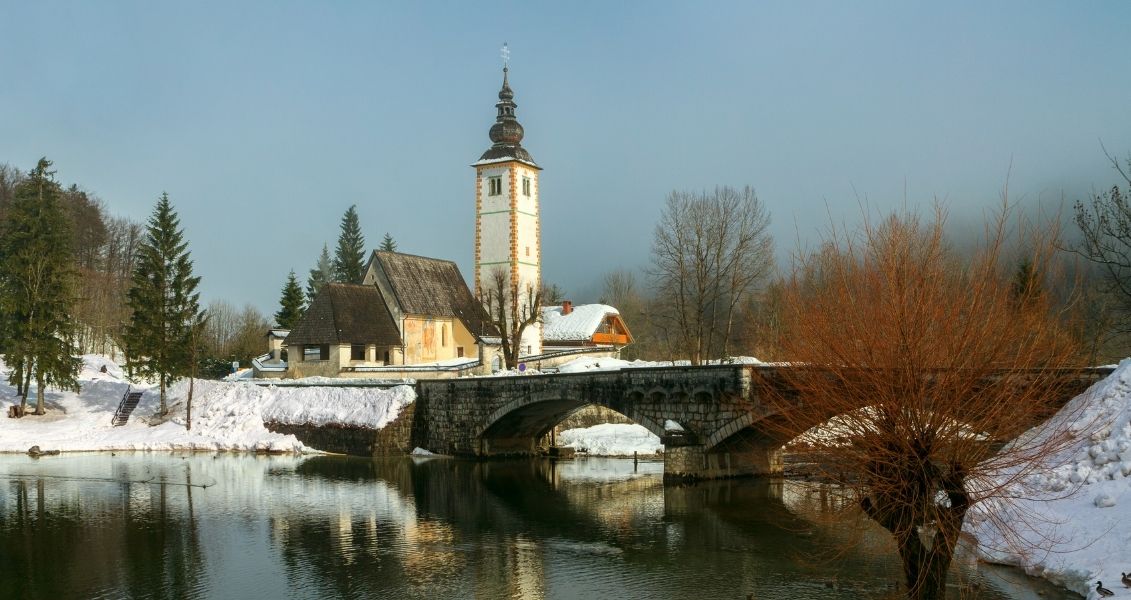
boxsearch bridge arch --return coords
[476,393,667,455]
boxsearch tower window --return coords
[522,177,531,196]
[488,176,502,196]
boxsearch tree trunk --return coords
[186,372,194,431]
[15,362,24,399]
[895,527,957,600]
[159,375,167,416]
[34,370,45,415]
[20,366,32,412]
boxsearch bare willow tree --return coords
[479,267,541,370]
[756,205,1088,600]
[650,186,773,364]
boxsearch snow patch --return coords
[0,355,415,454]
[967,360,1131,597]
[558,423,663,456]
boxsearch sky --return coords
[2,2,1130,315]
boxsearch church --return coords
[268,61,632,379]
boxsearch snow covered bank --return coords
[559,423,663,456]
[967,359,1131,598]
[0,355,415,454]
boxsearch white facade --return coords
[475,160,542,356]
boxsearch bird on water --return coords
[1096,581,1114,597]
[1122,572,1131,587]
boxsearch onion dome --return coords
[479,67,537,166]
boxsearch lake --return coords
[0,454,1078,599]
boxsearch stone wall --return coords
[414,365,755,457]
[266,402,416,457]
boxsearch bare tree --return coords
[649,186,773,364]
[199,301,269,365]
[600,268,651,359]
[0,163,24,224]
[479,267,541,370]
[1072,149,1131,340]
[756,204,1086,600]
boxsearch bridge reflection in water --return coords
[0,454,1078,600]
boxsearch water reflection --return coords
[0,455,1079,600]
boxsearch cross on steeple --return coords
[501,42,510,69]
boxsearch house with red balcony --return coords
[540,301,633,352]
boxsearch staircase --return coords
[111,387,143,426]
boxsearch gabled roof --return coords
[367,251,497,338]
[283,283,400,347]
[541,304,622,341]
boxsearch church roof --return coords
[284,283,400,347]
[368,251,497,338]
[477,66,539,169]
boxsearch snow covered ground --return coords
[0,355,415,454]
[968,359,1131,599]
[558,423,663,456]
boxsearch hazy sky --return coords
[2,2,1129,314]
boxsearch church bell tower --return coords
[473,49,542,357]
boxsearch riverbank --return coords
[0,355,414,454]
[4,353,1129,598]
[967,358,1131,599]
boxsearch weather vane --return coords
[501,42,510,69]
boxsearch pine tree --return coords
[1011,257,1042,307]
[125,193,202,415]
[333,205,366,283]
[306,244,332,304]
[275,270,305,329]
[380,232,397,252]
[0,158,81,415]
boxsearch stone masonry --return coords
[414,365,773,480]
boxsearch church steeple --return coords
[472,45,543,357]
[480,63,537,166]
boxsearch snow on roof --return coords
[541,304,619,341]
[471,156,539,168]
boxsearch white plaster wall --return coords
[479,213,510,265]
[515,167,538,214]
[515,212,538,265]
[479,166,510,213]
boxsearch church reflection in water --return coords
[0,454,1075,600]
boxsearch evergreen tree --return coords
[1011,257,1042,306]
[333,205,366,283]
[380,232,397,252]
[306,244,332,304]
[275,270,305,329]
[124,193,202,415]
[0,158,81,415]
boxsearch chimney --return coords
[562,300,573,315]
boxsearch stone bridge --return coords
[412,365,1111,481]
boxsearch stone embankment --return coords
[265,403,416,457]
